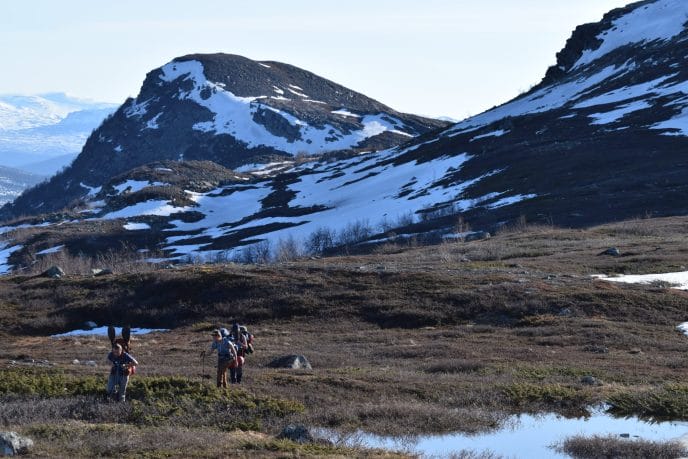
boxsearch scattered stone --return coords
[278,424,315,444]
[84,360,97,367]
[41,266,65,278]
[580,375,603,386]
[72,359,80,365]
[599,247,620,257]
[0,431,34,456]
[583,345,609,354]
[557,308,573,317]
[268,355,312,369]
[91,268,113,276]
[629,348,643,355]
[465,231,491,242]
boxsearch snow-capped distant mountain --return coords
[0,54,448,219]
[0,93,116,171]
[1,0,688,270]
[0,165,44,206]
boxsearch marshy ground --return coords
[2,216,688,457]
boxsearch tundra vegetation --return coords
[2,215,688,457]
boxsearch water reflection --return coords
[322,409,688,458]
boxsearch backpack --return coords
[108,325,131,353]
[239,326,254,354]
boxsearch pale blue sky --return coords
[2,1,630,119]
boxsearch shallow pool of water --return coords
[326,410,688,458]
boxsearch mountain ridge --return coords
[1,0,687,270]
[0,54,448,220]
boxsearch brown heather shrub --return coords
[559,434,688,459]
[424,359,486,374]
[28,245,162,276]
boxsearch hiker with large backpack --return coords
[106,343,138,402]
[201,329,238,388]
[106,326,138,402]
[228,323,248,384]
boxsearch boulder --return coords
[91,268,113,276]
[278,424,315,444]
[268,355,312,369]
[41,266,65,278]
[0,431,34,456]
[599,247,620,256]
[580,375,603,386]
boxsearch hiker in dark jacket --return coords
[107,343,138,402]
[201,329,237,388]
[229,323,248,384]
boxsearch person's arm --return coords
[125,353,139,366]
[107,352,114,364]
[229,340,238,360]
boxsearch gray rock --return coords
[580,375,603,386]
[557,308,573,317]
[599,247,620,256]
[91,268,113,276]
[0,431,34,456]
[278,424,314,444]
[41,266,65,278]
[268,355,312,369]
[465,231,491,242]
[583,345,609,354]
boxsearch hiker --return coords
[201,329,237,388]
[229,323,248,384]
[106,343,138,402]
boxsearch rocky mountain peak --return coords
[0,54,447,220]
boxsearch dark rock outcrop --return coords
[268,355,312,369]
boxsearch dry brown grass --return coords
[559,434,688,458]
[2,215,688,456]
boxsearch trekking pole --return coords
[201,353,206,381]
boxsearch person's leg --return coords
[236,365,243,384]
[218,358,230,388]
[216,359,223,387]
[106,373,116,401]
[229,366,237,384]
[118,375,129,402]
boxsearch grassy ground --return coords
[2,216,688,457]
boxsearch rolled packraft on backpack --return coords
[108,325,131,353]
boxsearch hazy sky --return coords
[2,0,631,119]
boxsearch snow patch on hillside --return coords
[588,100,652,125]
[574,0,688,68]
[158,60,414,155]
[598,270,688,290]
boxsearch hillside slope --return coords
[1,0,687,269]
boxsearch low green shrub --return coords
[607,384,688,420]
